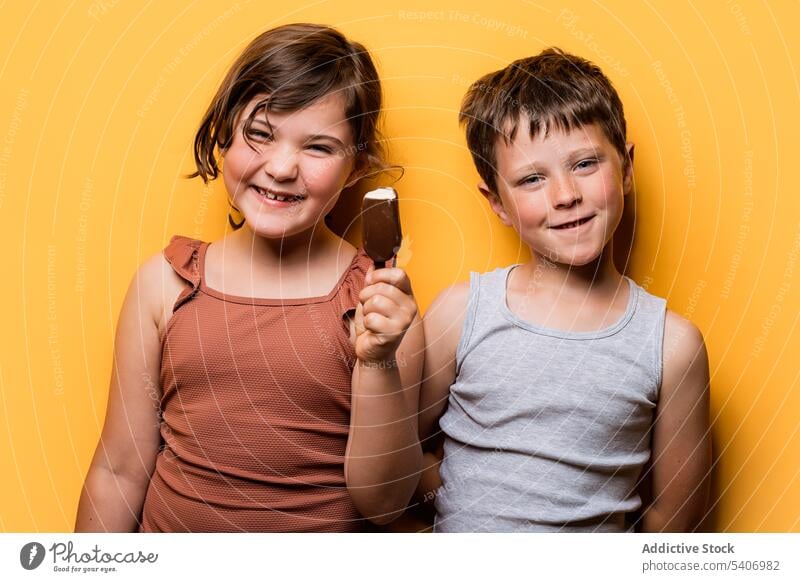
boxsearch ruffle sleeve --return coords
[333,247,373,322]
[163,234,204,313]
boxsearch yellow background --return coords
[1,0,798,532]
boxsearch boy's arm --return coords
[419,281,470,445]
[416,282,470,503]
[640,311,712,532]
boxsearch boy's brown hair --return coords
[459,48,628,193]
[187,23,387,188]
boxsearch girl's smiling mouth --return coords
[250,184,306,205]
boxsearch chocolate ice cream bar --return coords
[362,187,402,268]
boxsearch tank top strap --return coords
[479,266,515,308]
[332,247,373,320]
[454,266,515,374]
[163,234,207,313]
[626,279,668,396]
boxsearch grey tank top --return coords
[434,266,666,532]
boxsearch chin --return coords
[564,255,602,267]
[551,246,605,267]
[240,216,304,240]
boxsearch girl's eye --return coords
[307,144,334,154]
[574,158,599,171]
[246,130,273,141]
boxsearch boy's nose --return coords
[263,145,299,182]
[550,176,582,208]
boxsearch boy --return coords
[419,48,711,532]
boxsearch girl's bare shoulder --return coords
[133,251,191,340]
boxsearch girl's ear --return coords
[623,142,635,195]
[478,181,512,227]
[343,153,369,189]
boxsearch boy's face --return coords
[482,122,633,267]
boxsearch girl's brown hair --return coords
[186,23,389,227]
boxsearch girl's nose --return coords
[263,144,299,182]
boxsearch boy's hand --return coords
[354,265,417,366]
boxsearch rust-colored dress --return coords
[138,235,372,532]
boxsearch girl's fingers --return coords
[361,289,417,329]
[364,267,413,295]
[353,300,366,335]
[357,268,417,341]
[362,293,403,320]
[359,282,412,306]
[362,312,405,337]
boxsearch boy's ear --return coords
[623,142,635,195]
[478,181,512,227]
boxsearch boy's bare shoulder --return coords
[422,281,471,363]
[662,309,708,391]
[425,281,471,324]
[664,310,706,355]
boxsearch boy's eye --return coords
[519,174,543,186]
[574,158,599,171]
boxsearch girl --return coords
[75,23,423,532]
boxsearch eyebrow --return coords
[248,120,345,146]
[306,134,345,147]
[565,147,603,160]
[512,147,604,174]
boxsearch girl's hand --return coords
[354,265,418,366]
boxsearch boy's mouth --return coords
[251,185,305,203]
[550,215,595,230]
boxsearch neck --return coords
[521,246,624,296]
[226,223,342,268]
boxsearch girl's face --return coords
[222,92,358,240]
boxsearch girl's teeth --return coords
[255,187,297,202]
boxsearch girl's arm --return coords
[345,266,423,524]
[363,281,469,530]
[640,311,712,532]
[345,274,469,524]
[74,255,171,532]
